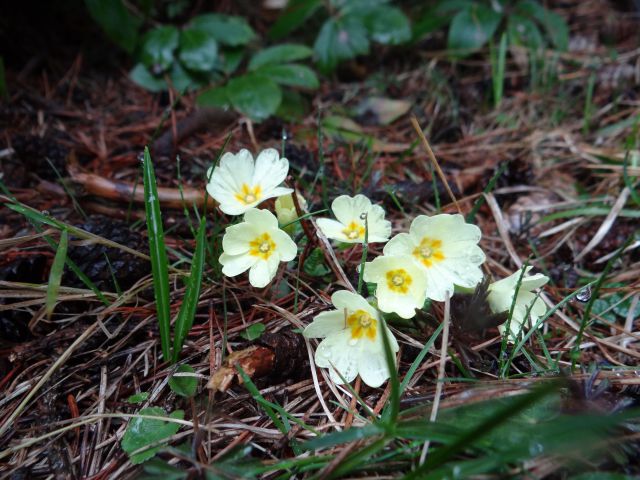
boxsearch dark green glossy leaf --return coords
[142,458,188,480]
[179,28,218,71]
[516,0,568,50]
[249,44,313,70]
[226,74,282,121]
[314,16,369,73]
[254,64,319,89]
[169,62,198,92]
[129,63,167,92]
[168,364,198,397]
[364,5,411,45]
[276,89,309,121]
[190,14,256,46]
[121,407,184,464]
[269,0,322,40]
[215,47,245,75]
[196,86,231,109]
[507,14,544,49]
[141,26,179,72]
[447,4,502,55]
[85,0,141,53]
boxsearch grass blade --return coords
[45,229,68,319]
[172,218,206,362]
[142,146,171,361]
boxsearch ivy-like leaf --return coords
[168,365,198,398]
[364,5,411,45]
[179,28,218,72]
[141,26,179,72]
[254,64,319,89]
[447,4,502,55]
[121,407,184,464]
[190,14,256,47]
[85,0,141,53]
[314,16,370,73]
[226,74,282,121]
[129,63,167,92]
[249,44,313,70]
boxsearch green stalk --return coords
[142,146,171,361]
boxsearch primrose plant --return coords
[206,147,550,387]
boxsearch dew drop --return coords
[359,212,368,220]
[576,286,592,303]
[40,210,50,216]
[348,338,358,346]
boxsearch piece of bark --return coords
[152,107,238,158]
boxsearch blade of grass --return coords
[498,261,530,377]
[45,229,68,320]
[570,234,635,371]
[466,162,507,223]
[172,218,206,362]
[404,381,560,478]
[142,146,172,361]
[490,33,507,108]
[399,322,444,394]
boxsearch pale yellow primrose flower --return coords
[383,214,485,302]
[363,256,427,319]
[316,194,391,244]
[487,266,549,342]
[219,209,297,288]
[206,148,293,215]
[274,193,307,229]
[303,290,399,388]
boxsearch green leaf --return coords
[364,5,411,45]
[127,392,150,404]
[240,323,266,341]
[226,74,282,121]
[447,4,503,55]
[179,28,218,71]
[142,458,188,480]
[85,0,141,53]
[142,147,172,361]
[172,219,206,361]
[190,14,256,47]
[121,407,184,464]
[215,47,245,75]
[249,44,313,70]
[276,89,309,121]
[168,364,198,397]
[516,0,568,50]
[169,62,198,93]
[129,63,167,92]
[45,229,68,319]
[507,14,544,49]
[303,248,330,277]
[269,0,323,40]
[141,26,179,72]
[314,16,370,73]
[254,64,319,89]
[196,86,231,109]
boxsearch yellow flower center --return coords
[386,269,412,294]
[342,221,365,240]
[249,233,276,260]
[235,183,262,205]
[347,309,377,340]
[412,237,445,267]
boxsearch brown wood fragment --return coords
[207,346,275,393]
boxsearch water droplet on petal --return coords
[576,286,591,303]
[348,338,358,346]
